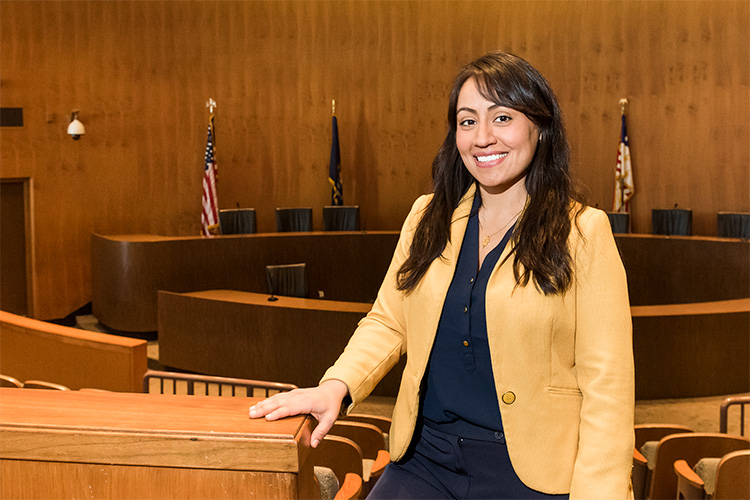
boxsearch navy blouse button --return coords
[463,306,468,313]
[463,340,469,347]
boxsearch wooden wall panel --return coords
[0,1,747,319]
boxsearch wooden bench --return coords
[0,311,147,392]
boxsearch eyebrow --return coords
[457,103,503,114]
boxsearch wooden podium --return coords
[0,388,318,499]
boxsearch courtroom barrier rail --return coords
[0,310,147,392]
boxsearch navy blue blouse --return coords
[422,194,515,439]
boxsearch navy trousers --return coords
[367,423,569,500]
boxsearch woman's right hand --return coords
[248,378,349,448]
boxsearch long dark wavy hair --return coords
[396,52,584,295]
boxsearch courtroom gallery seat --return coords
[265,263,308,298]
[143,370,297,397]
[312,435,365,500]
[633,424,695,500]
[644,432,750,500]
[329,420,389,495]
[22,380,71,390]
[675,449,750,499]
[323,205,360,231]
[276,207,313,232]
[0,374,23,388]
[219,208,257,234]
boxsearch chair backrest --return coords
[276,207,313,232]
[717,212,750,239]
[219,208,257,234]
[0,374,23,388]
[606,212,630,234]
[635,424,694,450]
[649,432,750,499]
[312,435,364,488]
[22,380,71,390]
[652,208,692,236]
[330,421,387,461]
[265,263,308,298]
[142,370,297,397]
[720,394,749,436]
[323,206,360,231]
[714,449,750,499]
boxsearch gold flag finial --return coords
[619,98,628,115]
[332,99,336,116]
[206,98,217,114]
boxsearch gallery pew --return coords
[0,388,317,499]
[0,310,147,392]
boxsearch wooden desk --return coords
[92,231,399,332]
[0,388,317,499]
[158,290,406,397]
[92,232,749,332]
[631,298,750,399]
[614,234,749,306]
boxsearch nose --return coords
[474,121,496,148]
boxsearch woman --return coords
[250,52,634,499]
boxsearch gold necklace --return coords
[478,210,521,248]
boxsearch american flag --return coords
[613,113,634,213]
[201,115,220,236]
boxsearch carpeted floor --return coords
[146,338,749,436]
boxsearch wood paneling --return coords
[1,1,747,319]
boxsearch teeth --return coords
[476,153,507,162]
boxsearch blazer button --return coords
[501,391,516,405]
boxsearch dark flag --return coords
[328,115,343,206]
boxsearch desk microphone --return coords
[266,273,279,302]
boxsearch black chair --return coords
[276,207,313,232]
[717,212,750,239]
[265,263,308,298]
[219,208,257,234]
[606,212,630,234]
[323,206,360,231]
[652,208,692,236]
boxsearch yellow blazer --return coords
[322,184,635,498]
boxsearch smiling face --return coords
[455,77,540,197]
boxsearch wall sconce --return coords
[67,110,85,140]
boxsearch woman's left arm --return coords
[569,209,635,499]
